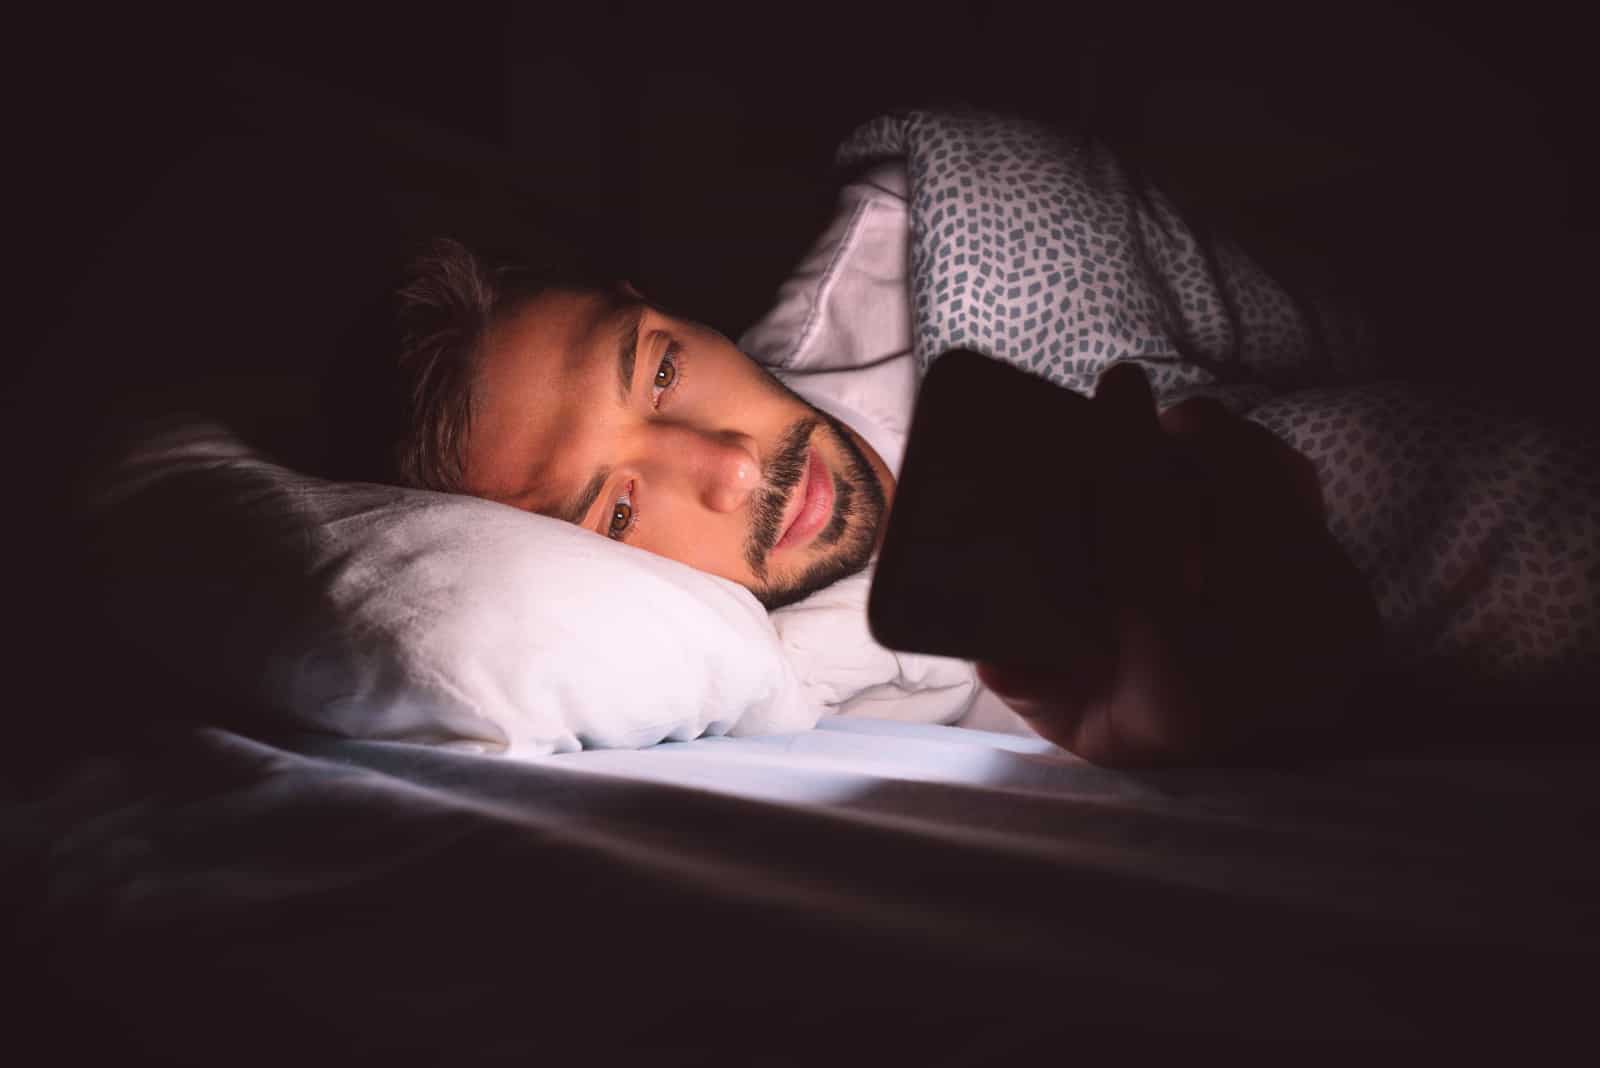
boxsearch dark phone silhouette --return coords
[868,351,1108,665]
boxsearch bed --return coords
[14,713,1600,1060]
[10,45,1599,1063]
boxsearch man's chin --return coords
[754,524,879,610]
[750,402,887,610]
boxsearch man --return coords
[387,232,1394,767]
[393,250,893,613]
[385,100,1600,771]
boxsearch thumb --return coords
[976,645,1117,709]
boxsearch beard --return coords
[742,401,888,612]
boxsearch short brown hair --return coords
[390,237,516,492]
[390,235,612,491]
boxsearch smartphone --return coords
[867,349,1107,666]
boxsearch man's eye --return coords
[651,342,681,405]
[607,486,636,540]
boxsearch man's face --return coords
[462,286,895,609]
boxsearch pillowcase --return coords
[83,418,815,756]
[740,162,913,374]
[742,161,981,725]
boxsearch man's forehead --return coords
[466,287,630,509]
[487,286,620,377]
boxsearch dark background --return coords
[12,0,1593,392]
[4,0,1592,737]
[4,6,1594,1054]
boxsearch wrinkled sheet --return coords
[10,714,1597,1061]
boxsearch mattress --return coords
[12,712,1597,1061]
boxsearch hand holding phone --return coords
[869,352,1381,766]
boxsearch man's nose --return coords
[652,425,762,513]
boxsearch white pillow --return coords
[78,163,977,758]
[84,418,815,757]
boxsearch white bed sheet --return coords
[13,713,1599,1061]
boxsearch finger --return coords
[1091,365,1207,623]
[1164,400,1327,523]
[998,603,1196,767]
[1158,398,1269,491]
[1156,396,1232,437]
[1095,601,1231,765]
[977,647,1116,710]
[1094,361,1162,446]
[1092,364,1179,538]
[1235,420,1326,519]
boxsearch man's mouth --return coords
[774,447,835,551]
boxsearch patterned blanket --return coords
[838,109,1373,408]
[843,111,1598,703]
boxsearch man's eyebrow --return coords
[615,301,645,406]
[549,466,612,527]
[543,301,645,528]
